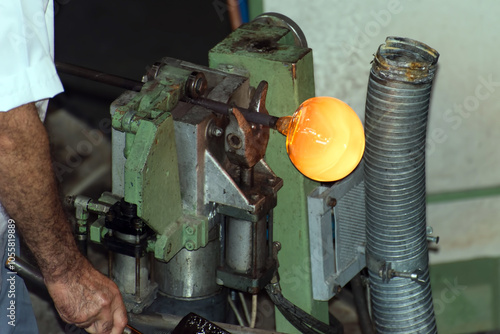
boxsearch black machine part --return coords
[172,313,232,334]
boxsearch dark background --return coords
[52,0,232,127]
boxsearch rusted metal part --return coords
[185,71,208,99]
[224,81,271,169]
[227,106,269,168]
[181,81,279,129]
[372,36,439,84]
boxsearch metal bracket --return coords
[308,162,366,301]
[367,253,427,285]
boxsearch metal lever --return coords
[55,62,280,129]
[5,256,142,334]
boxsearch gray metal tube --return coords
[226,217,267,274]
[364,37,439,333]
[154,239,220,298]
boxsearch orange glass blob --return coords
[277,97,365,182]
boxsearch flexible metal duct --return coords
[364,37,439,333]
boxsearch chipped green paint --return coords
[112,61,210,263]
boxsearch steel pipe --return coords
[364,37,439,333]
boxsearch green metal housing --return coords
[110,68,209,263]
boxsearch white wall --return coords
[264,0,500,264]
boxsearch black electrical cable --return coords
[265,284,343,334]
[351,274,375,334]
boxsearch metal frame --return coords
[308,161,366,301]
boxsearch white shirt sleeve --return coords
[0,0,64,112]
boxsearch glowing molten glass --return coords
[276,97,365,182]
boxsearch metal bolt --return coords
[248,287,259,294]
[65,195,76,207]
[392,269,425,285]
[133,219,144,232]
[327,197,337,208]
[185,241,195,251]
[185,72,207,98]
[185,226,194,235]
[427,235,440,244]
[273,241,282,251]
[212,127,223,137]
[426,226,439,244]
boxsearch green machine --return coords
[68,14,352,334]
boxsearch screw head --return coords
[185,241,195,251]
[327,197,337,208]
[213,127,223,137]
[185,72,207,98]
[273,241,282,251]
[185,226,195,235]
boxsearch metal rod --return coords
[55,62,144,92]
[135,235,141,301]
[55,62,280,128]
[181,96,280,129]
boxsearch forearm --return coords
[0,103,127,333]
[0,102,82,281]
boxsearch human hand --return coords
[45,256,127,334]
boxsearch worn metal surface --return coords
[119,57,280,297]
[113,251,157,313]
[226,216,267,274]
[170,60,249,220]
[154,237,220,298]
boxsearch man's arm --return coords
[0,103,127,334]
